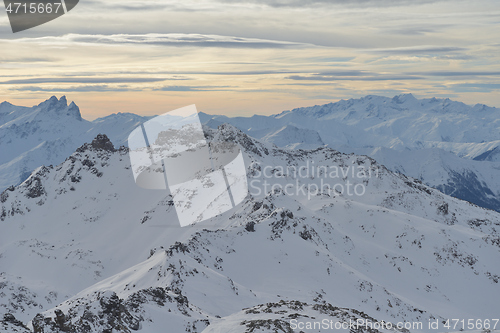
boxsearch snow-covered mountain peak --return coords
[0,96,83,130]
[76,133,117,153]
[34,95,82,121]
[0,101,13,109]
[391,93,417,104]
[36,95,66,108]
[93,112,151,124]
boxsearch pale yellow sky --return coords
[1,0,499,119]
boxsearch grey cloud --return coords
[310,57,356,62]
[154,86,231,92]
[357,89,407,96]
[308,95,342,100]
[412,71,500,76]
[383,27,438,36]
[54,72,193,79]
[287,74,423,81]
[0,57,57,63]
[0,77,166,84]
[55,70,296,76]
[216,0,443,8]
[312,70,372,76]
[377,23,454,36]
[11,84,232,92]
[81,0,201,13]
[368,46,468,55]
[449,83,500,93]
[20,33,311,49]
[277,82,342,86]
[11,85,136,92]
[194,70,297,75]
[435,54,475,60]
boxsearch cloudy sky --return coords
[0,0,499,118]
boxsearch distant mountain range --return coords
[1,126,498,332]
[200,94,500,212]
[2,95,499,214]
[201,94,500,159]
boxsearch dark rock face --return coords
[32,292,141,333]
[90,134,115,152]
[2,313,29,329]
[29,287,199,333]
[25,176,45,199]
[245,221,256,232]
[76,134,116,153]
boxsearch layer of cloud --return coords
[411,71,500,76]
[154,85,231,91]
[0,77,167,84]
[287,72,423,81]
[367,46,468,55]
[216,0,445,8]
[11,85,136,92]
[10,33,311,49]
[450,83,500,92]
[0,57,57,63]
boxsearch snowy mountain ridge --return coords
[1,126,499,333]
[202,94,500,159]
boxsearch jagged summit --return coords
[76,134,116,152]
[36,95,67,110]
[91,134,115,151]
[90,134,116,151]
[391,93,417,104]
[35,95,82,121]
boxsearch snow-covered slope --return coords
[0,96,152,192]
[1,127,498,333]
